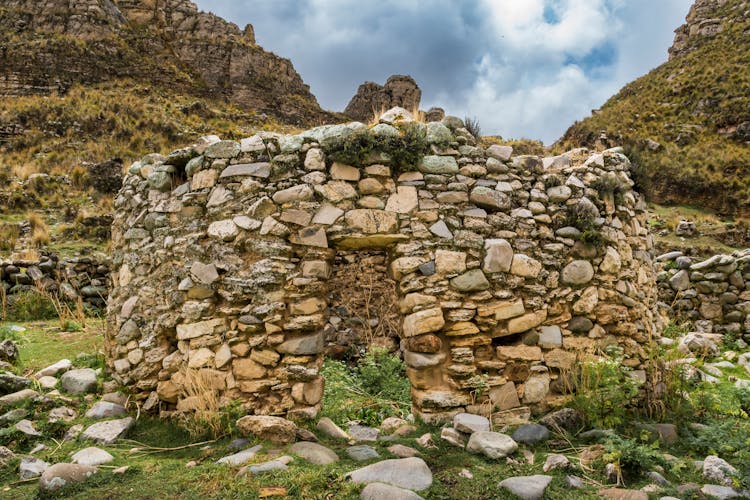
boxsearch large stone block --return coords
[403,308,445,338]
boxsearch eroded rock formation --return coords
[0,0,323,123]
[344,76,422,122]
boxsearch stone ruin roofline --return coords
[106,107,658,425]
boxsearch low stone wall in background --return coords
[656,249,750,340]
[0,253,110,310]
[107,108,659,423]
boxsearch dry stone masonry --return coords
[107,108,659,423]
[657,249,750,339]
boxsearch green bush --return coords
[321,347,411,426]
[686,419,750,488]
[324,123,432,173]
[572,354,640,429]
[5,290,58,321]
[603,433,665,478]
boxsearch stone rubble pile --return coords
[107,107,659,422]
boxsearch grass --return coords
[2,320,750,497]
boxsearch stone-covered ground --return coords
[1,320,749,499]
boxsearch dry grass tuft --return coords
[0,224,20,252]
[177,369,227,439]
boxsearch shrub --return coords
[5,290,58,321]
[463,116,482,139]
[603,434,665,479]
[0,224,20,252]
[571,353,640,429]
[321,347,411,426]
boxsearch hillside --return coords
[0,0,338,175]
[560,0,750,215]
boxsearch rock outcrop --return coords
[669,0,731,59]
[0,0,324,124]
[106,109,658,423]
[344,76,422,122]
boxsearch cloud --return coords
[194,0,692,144]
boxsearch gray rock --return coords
[245,456,293,475]
[470,186,511,211]
[453,413,490,434]
[543,454,570,472]
[511,424,550,445]
[561,260,595,285]
[701,484,745,499]
[0,371,30,394]
[0,340,19,363]
[450,269,490,292]
[19,457,50,479]
[347,445,380,461]
[466,432,518,459]
[289,442,339,465]
[539,408,583,432]
[345,457,433,491]
[349,424,380,442]
[669,270,691,291]
[85,401,127,419]
[0,388,39,407]
[71,447,114,466]
[15,419,41,437]
[360,482,425,500]
[0,446,15,468]
[0,408,27,426]
[647,470,671,486]
[61,368,98,395]
[703,455,738,486]
[566,475,583,488]
[81,417,134,444]
[217,445,263,466]
[440,428,466,448]
[48,406,77,423]
[499,475,553,500]
[39,463,98,492]
[419,156,459,174]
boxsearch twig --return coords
[118,438,219,453]
[7,477,38,486]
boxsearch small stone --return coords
[561,260,595,286]
[349,425,380,442]
[440,428,466,448]
[71,447,114,466]
[543,454,571,472]
[85,401,127,420]
[345,457,433,491]
[703,455,738,486]
[360,482,425,500]
[347,445,380,461]
[512,424,550,445]
[81,417,134,444]
[15,419,41,437]
[36,359,72,378]
[499,475,553,500]
[453,413,490,434]
[216,445,263,466]
[19,457,50,479]
[450,269,490,292]
[466,431,518,459]
[60,369,98,395]
[316,417,350,439]
[387,444,420,458]
[244,456,293,475]
[289,442,339,465]
[236,416,297,444]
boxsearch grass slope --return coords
[559,0,750,215]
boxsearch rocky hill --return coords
[0,0,340,176]
[559,0,750,215]
[344,75,422,122]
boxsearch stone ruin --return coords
[106,108,659,424]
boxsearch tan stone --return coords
[280,209,313,226]
[510,254,542,278]
[478,299,525,320]
[358,178,385,194]
[444,322,480,336]
[522,374,550,403]
[250,349,281,367]
[290,297,327,315]
[491,407,531,426]
[214,343,232,369]
[191,168,218,190]
[314,181,358,202]
[435,250,467,276]
[345,209,398,234]
[290,227,328,248]
[301,260,331,278]
[330,162,361,181]
[507,310,547,334]
[391,256,428,280]
[232,358,267,380]
[385,186,419,214]
[399,293,438,314]
[230,342,251,357]
[187,348,214,369]
[497,345,543,361]
[573,286,599,315]
[236,415,297,444]
[157,380,179,403]
[599,247,622,274]
[291,378,324,405]
[490,382,520,410]
[176,319,225,340]
[403,308,445,338]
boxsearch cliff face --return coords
[0,0,324,124]
[344,75,422,122]
[559,0,750,215]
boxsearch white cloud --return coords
[195,0,692,144]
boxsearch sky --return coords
[194,0,693,144]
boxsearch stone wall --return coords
[107,108,658,423]
[0,253,109,309]
[657,249,750,339]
